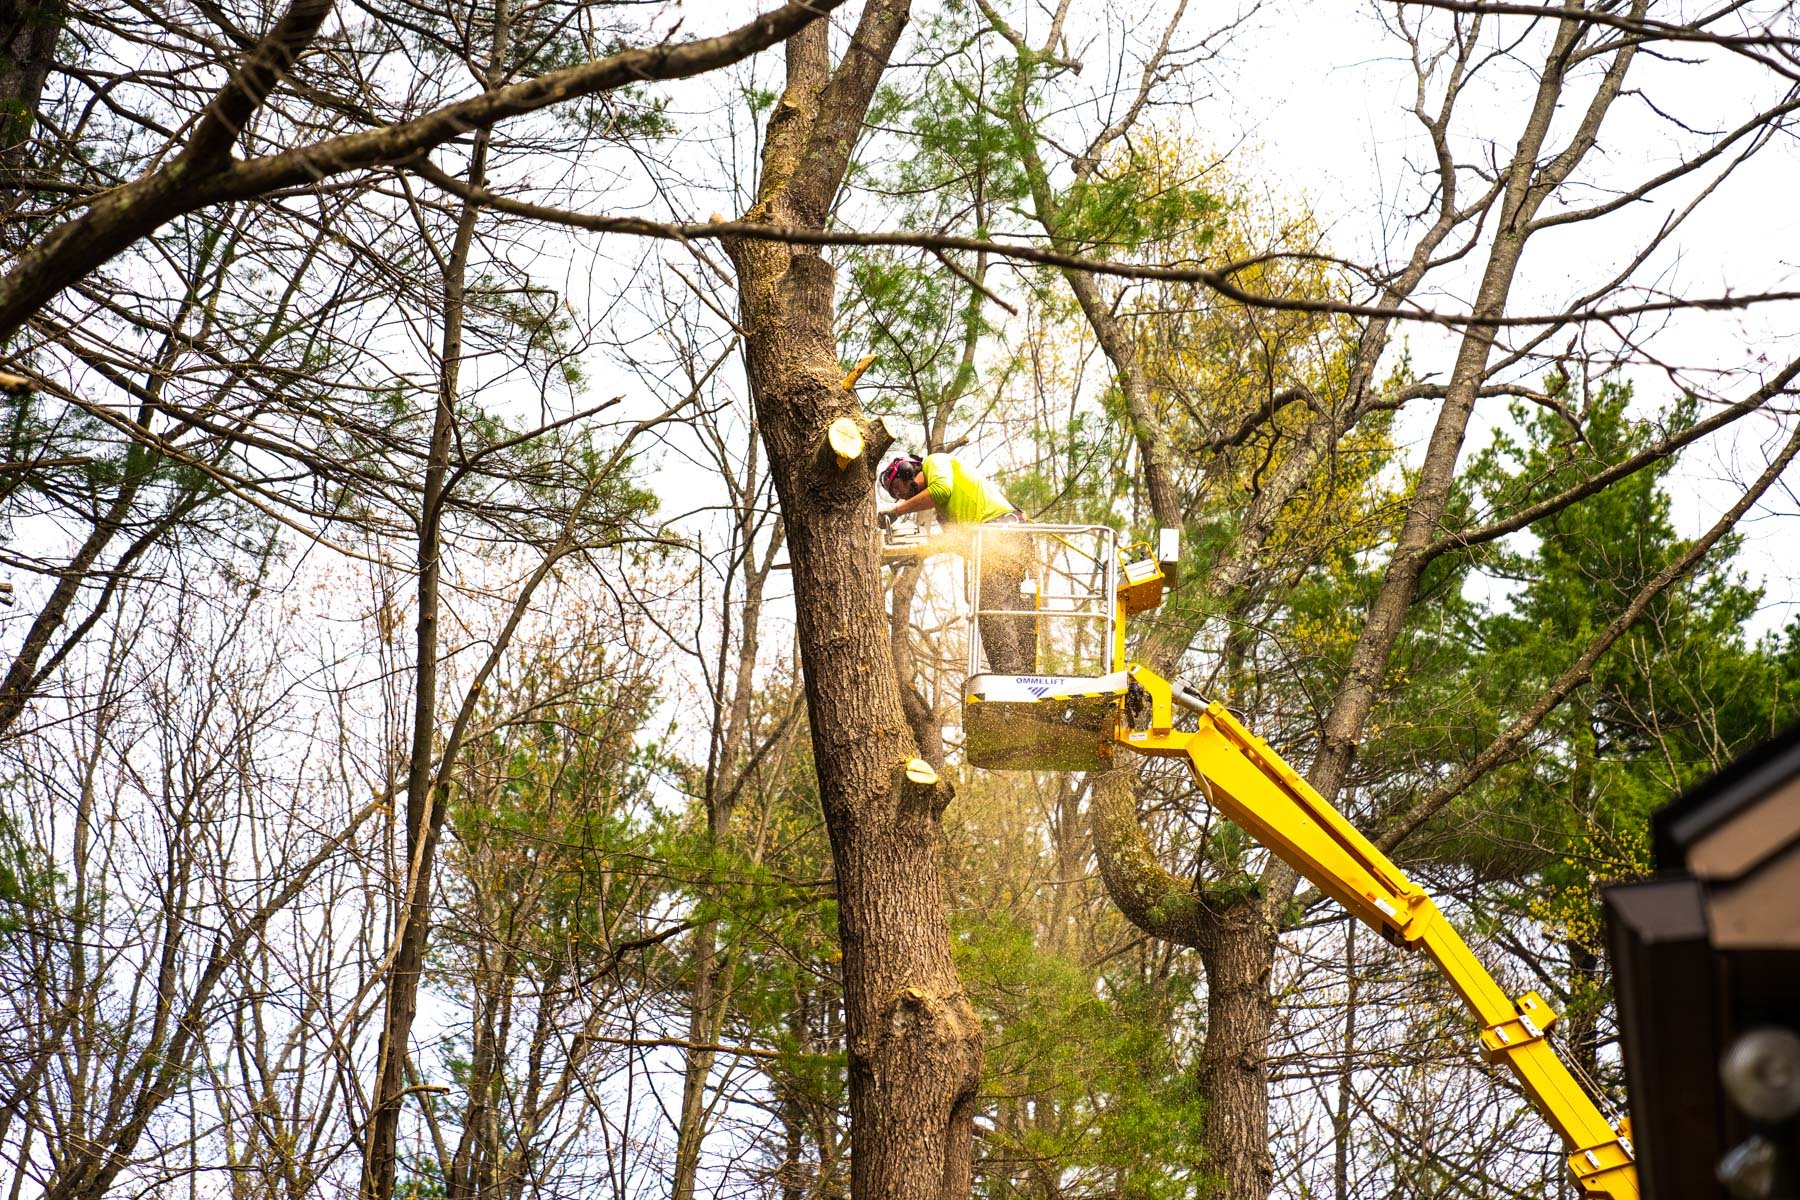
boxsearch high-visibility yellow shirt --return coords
[922,453,1014,525]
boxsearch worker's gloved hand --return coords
[878,509,899,530]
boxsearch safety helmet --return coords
[880,454,922,497]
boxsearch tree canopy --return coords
[2,3,1797,1199]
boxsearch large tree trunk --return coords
[0,0,63,180]
[733,245,981,1198]
[1196,910,1278,1199]
[724,8,982,1198]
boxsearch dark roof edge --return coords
[1654,720,1800,870]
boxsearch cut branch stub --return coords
[841,353,878,389]
[829,416,864,468]
[824,408,894,472]
[898,757,954,816]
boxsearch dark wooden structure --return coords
[1606,723,1800,1200]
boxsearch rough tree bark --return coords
[723,7,984,1197]
[0,0,62,180]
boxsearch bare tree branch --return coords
[0,0,846,339]
[1391,0,1800,81]
[1423,355,1800,562]
[393,166,1800,331]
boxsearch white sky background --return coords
[1216,0,1800,629]
[563,0,1800,648]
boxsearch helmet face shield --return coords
[880,455,922,498]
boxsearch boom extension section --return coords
[1118,667,1638,1200]
[893,519,1640,1196]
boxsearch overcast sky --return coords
[1216,0,1800,630]
[554,1,1800,634]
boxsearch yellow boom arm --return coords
[1117,668,1638,1199]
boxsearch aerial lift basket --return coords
[962,523,1139,771]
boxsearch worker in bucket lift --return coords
[879,452,1033,676]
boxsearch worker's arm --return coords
[885,490,936,517]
